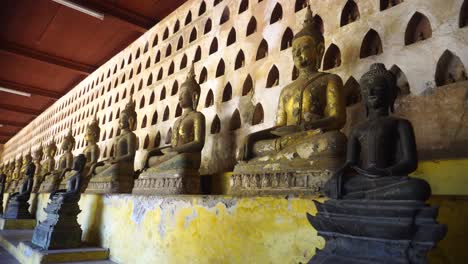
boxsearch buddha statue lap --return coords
[59,118,100,192]
[39,131,74,193]
[86,97,137,194]
[3,162,35,219]
[32,154,86,249]
[231,7,347,195]
[134,65,206,195]
[307,64,446,264]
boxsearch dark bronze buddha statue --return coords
[3,162,35,219]
[325,63,430,200]
[50,154,86,203]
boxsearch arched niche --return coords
[239,0,249,14]
[389,65,411,96]
[211,115,221,134]
[154,132,161,147]
[194,46,202,62]
[235,50,245,70]
[270,3,283,24]
[205,89,214,107]
[199,1,206,16]
[137,63,142,74]
[205,18,212,34]
[216,59,225,77]
[247,17,257,36]
[157,68,163,80]
[360,29,383,58]
[185,11,192,25]
[405,12,432,45]
[166,44,172,57]
[160,86,166,100]
[151,111,158,125]
[152,35,158,47]
[163,28,169,40]
[141,115,147,128]
[173,20,180,33]
[323,44,342,70]
[199,67,208,84]
[460,0,468,28]
[252,103,264,125]
[222,83,233,102]
[171,81,179,95]
[189,28,197,43]
[177,36,183,50]
[163,106,170,121]
[220,7,230,25]
[180,54,188,70]
[138,80,143,91]
[139,96,145,109]
[340,0,360,27]
[149,92,155,104]
[435,50,468,86]
[147,73,153,86]
[145,58,151,69]
[135,49,141,60]
[165,128,172,144]
[266,65,279,88]
[175,104,182,117]
[295,0,307,12]
[209,38,218,54]
[344,77,361,106]
[229,109,241,131]
[227,28,236,46]
[292,66,299,81]
[155,51,161,63]
[242,75,254,96]
[281,28,293,51]
[143,135,150,149]
[168,62,175,75]
[380,0,403,11]
[256,39,268,60]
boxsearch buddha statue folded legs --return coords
[86,98,137,194]
[231,7,347,195]
[134,65,205,195]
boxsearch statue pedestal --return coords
[307,199,447,263]
[3,199,33,219]
[0,218,36,230]
[133,169,200,195]
[31,197,82,250]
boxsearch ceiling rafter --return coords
[0,103,41,116]
[0,79,63,100]
[0,120,29,128]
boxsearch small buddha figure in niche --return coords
[3,162,35,219]
[39,131,75,193]
[7,156,23,193]
[135,65,205,194]
[233,6,347,195]
[87,97,137,194]
[32,145,43,192]
[326,63,430,200]
[59,116,100,192]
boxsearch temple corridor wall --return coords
[1,0,468,188]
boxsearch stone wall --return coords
[1,0,468,179]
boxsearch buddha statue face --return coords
[120,98,137,131]
[85,127,98,144]
[364,78,389,110]
[47,143,57,158]
[34,147,43,161]
[360,63,397,114]
[179,83,200,110]
[23,153,32,166]
[292,36,324,72]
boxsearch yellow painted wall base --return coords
[412,159,468,195]
[0,218,36,230]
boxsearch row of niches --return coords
[27,0,466,123]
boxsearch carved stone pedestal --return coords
[307,199,447,263]
[3,199,33,219]
[32,198,82,249]
[133,169,200,195]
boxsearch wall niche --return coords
[360,29,383,58]
[323,44,341,70]
[435,50,467,86]
[405,12,432,45]
[340,0,360,27]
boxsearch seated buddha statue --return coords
[0,173,5,213]
[36,141,57,192]
[32,145,43,192]
[39,132,74,193]
[50,154,86,203]
[86,97,137,194]
[3,161,13,191]
[59,116,100,192]
[135,65,205,195]
[3,162,35,219]
[325,63,431,201]
[232,7,347,195]
[7,156,23,193]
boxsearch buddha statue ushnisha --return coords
[59,115,100,192]
[325,63,431,200]
[32,144,44,192]
[231,6,347,195]
[39,130,75,193]
[86,96,137,194]
[134,64,206,194]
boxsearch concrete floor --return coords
[0,245,19,264]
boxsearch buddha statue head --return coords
[47,140,58,158]
[360,63,397,115]
[120,96,137,131]
[61,128,76,152]
[292,6,324,73]
[34,144,43,162]
[179,64,201,110]
[85,114,100,145]
[15,156,23,169]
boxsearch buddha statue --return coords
[0,173,5,214]
[3,161,13,191]
[32,154,87,249]
[325,63,431,200]
[39,131,74,193]
[17,151,33,191]
[232,6,347,195]
[58,116,100,192]
[3,162,35,219]
[7,156,23,193]
[307,64,446,264]
[36,141,57,192]
[86,97,137,194]
[134,65,206,194]
[32,145,43,192]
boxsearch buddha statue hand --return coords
[352,165,391,178]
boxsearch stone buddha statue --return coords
[0,172,5,214]
[4,162,35,219]
[86,97,137,193]
[39,131,74,193]
[36,141,57,192]
[134,65,206,194]
[32,145,43,192]
[325,63,431,200]
[7,156,23,193]
[232,7,347,195]
[50,154,86,203]
[58,116,100,192]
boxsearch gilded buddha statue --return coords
[32,145,43,192]
[39,131,74,193]
[86,97,137,194]
[7,156,23,193]
[58,117,100,192]
[3,160,13,191]
[231,7,347,195]
[134,65,206,194]
[36,141,57,192]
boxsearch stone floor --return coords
[0,245,19,264]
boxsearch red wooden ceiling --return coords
[0,0,187,144]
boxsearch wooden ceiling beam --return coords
[64,0,156,33]
[0,103,41,116]
[0,131,15,137]
[0,79,63,100]
[0,40,96,75]
[0,120,28,128]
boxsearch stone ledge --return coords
[0,218,36,230]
